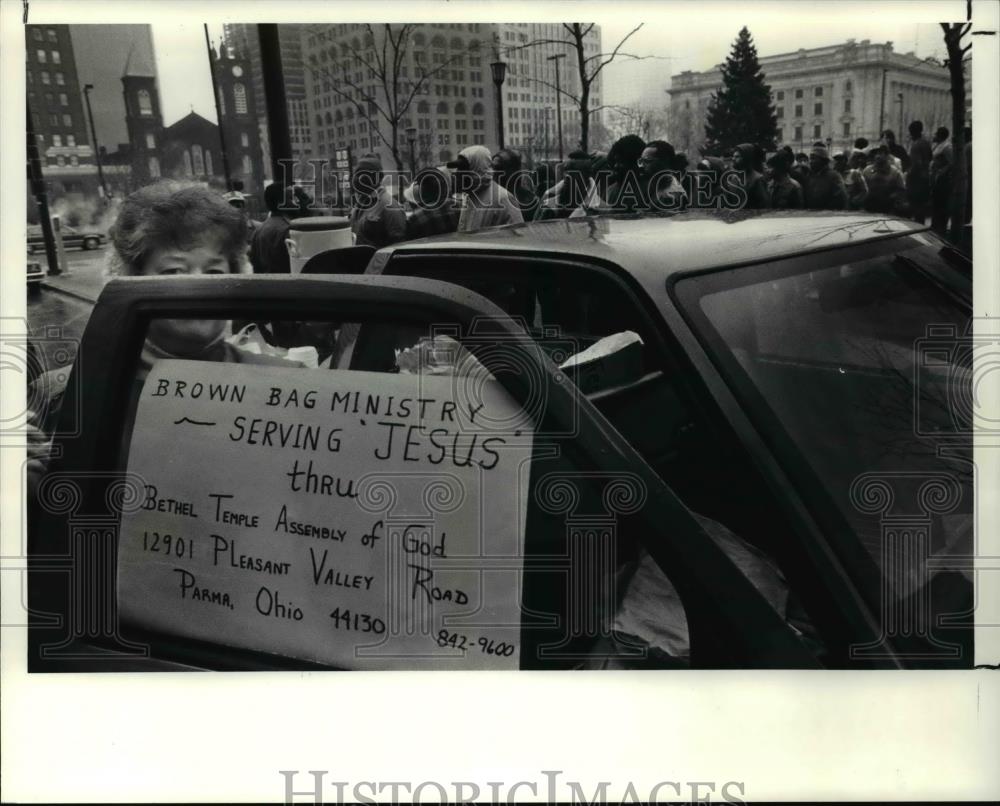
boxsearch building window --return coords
[776,106,784,119]
[67,134,75,146]
[37,49,46,63]
[217,86,225,115]
[62,113,72,127]
[145,133,155,149]
[794,125,803,141]
[814,86,822,97]
[47,29,57,42]
[149,156,160,178]
[138,89,152,116]
[51,50,61,64]
[32,28,42,41]
[845,79,852,92]
[49,113,59,126]
[794,104,802,118]
[242,155,252,175]
[70,155,78,166]
[41,71,50,84]
[776,90,784,101]
[52,134,62,147]
[205,149,213,175]
[191,144,205,174]
[814,102,822,115]
[59,93,68,106]
[45,92,54,105]
[55,71,64,85]
[241,132,249,147]
[234,83,247,114]
[843,122,851,137]
[844,98,852,114]
[183,150,193,175]
[56,155,65,166]
[813,124,822,139]
[776,128,783,142]
[794,88,802,99]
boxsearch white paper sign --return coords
[117,359,533,669]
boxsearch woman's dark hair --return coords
[108,181,247,275]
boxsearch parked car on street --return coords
[27,223,106,253]
[28,210,973,672]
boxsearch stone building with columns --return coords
[668,39,955,156]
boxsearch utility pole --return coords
[82,84,108,200]
[205,25,233,190]
[878,67,887,136]
[26,98,60,275]
[258,24,292,185]
[548,53,566,161]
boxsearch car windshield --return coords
[676,236,973,619]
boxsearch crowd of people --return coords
[191,119,972,273]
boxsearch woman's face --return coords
[141,236,232,356]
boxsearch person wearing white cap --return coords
[447,145,523,232]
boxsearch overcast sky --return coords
[150,17,951,125]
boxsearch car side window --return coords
[106,311,692,670]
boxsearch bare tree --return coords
[304,24,483,171]
[503,23,653,152]
[607,104,669,142]
[940,21,971,247]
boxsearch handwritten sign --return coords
[117,359,533,669]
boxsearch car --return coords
[27,223,106,253]
[27,257,44,288]
[27,210,974,672]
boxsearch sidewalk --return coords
[40,251,109,305]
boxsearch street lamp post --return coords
[490,60,508,150]
[82,83,108,200]
[547,53,566,161]
[405,126,418,176]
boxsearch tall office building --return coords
[300,22,602,171]
[25,24,99,198]
[223,23,314,175]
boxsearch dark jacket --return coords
[249,214,291,274]
[405,203,460,240]
[768,175,803,209]
[804,167,848,210]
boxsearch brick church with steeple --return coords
[120,39,264,195]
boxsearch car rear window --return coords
[675,237,973,645]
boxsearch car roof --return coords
[384,210,926,283]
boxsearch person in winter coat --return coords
[930,126,954,235]
[905,120,933,224]
[604,134,647,212]
[349,153,407,249]
[448,145,524,232]
[732,142,770,209]
[862,146,907,214]
[803,144,848,210]
[491,148,538,222]
[638,140,688,212]
[766,150,803,209]
[535,151,595,220]
[844,150,869,210]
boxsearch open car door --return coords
[29,274,819,670]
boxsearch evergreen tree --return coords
[703,27,777,155]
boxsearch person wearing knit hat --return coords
[765,150,803,209]
[349,152,406,248]
[447,145,523,232]
[804,143,848,210]
[732,143,770,209]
